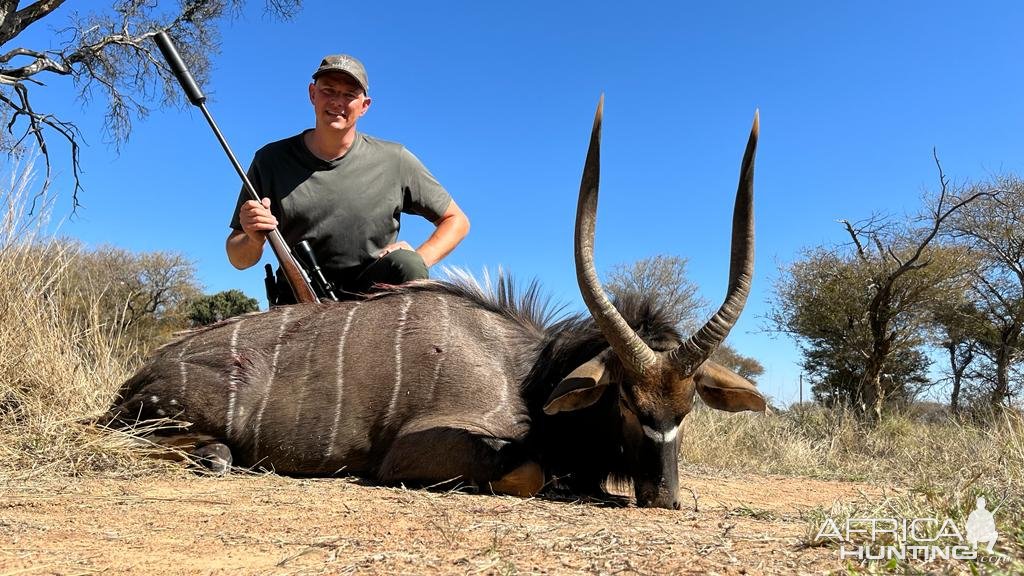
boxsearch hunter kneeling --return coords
[226,53,469,303]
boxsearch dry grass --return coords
[681,404,1023,486]
[0,159,166,481]
[680,404,1024,572]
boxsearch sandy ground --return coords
[0,469,890,576]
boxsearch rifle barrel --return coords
[153,31,319,304]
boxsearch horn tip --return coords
[751,109,760,136]
[591,94,604,135]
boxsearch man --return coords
[226,54,469,303]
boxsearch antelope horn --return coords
[574,95,659,377]
[672,110,759,371]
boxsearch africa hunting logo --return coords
[815,497,1001,563]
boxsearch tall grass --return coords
[682,404,1022,485]
[681,404,1024,571]
[0,160,157,479]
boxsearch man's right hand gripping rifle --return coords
[227,198,278,271]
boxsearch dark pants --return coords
[273,249,429,305]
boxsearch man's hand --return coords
[239,198,278,243]
[227,197,276,270]
[378,241,414,258]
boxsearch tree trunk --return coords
[859,357,885,422]
[949,344,962,414]
[993,342,1011,408]
[945,342,972,414]
[858,319,893,421]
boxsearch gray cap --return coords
[312,54,369,94]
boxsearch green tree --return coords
[605,254,764,383]
[769,163,988,419]
[59,242,201,356]
[605,255,707,333]
[944,175,1024,408]
[187,288,258,326]
[927,295,984,413]
[711,342,765,383]
[0,1,300,206]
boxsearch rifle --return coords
[153,30,320,304]
[294,240,339,301]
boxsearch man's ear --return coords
[308,82,316,104]
[543,351,612,415]
[694,360,767,412]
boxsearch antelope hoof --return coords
[489,461,544,498]
[191,442,233,475]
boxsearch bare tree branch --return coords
[0,0,302,209]
[0,80,83,210]
[839,219,867,259]
[0,0,67,46]
[879,152,994,292]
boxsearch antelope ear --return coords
[694,360,767,412]
[543,351,612,415]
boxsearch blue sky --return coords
[15,1,1024,406]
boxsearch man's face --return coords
[308,72,370,131]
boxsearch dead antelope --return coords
[104,98,765,508]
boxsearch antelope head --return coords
[544,97,766,509]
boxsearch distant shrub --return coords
[187,289,260,326]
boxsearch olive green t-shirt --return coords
[230,130,452,276]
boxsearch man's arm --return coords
[415,199,470,267]
[226,198,279,269]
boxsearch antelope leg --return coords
[377,424,530,492]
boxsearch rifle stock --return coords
[153,30,320,304]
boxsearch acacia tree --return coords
[928,295,984,413]
[62,243,202,354]
[770,159,989,418]
[944,176,1024,408]
[772,240,974,414]
[711,342,765,383]
[0,0,300,207]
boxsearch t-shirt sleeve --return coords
[399,147,452,222]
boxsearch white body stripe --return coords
[225,321,243,439]
[294,309,328,431]
[325,305,359,459]
[482,375,509,422]
[385,296,413,422]
[642,424,679,444]
[426,295,449,403]
[177,337,192,399]
[253,307,293,454]
[482,341,509,422]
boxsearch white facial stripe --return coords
[642,424,679,444]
